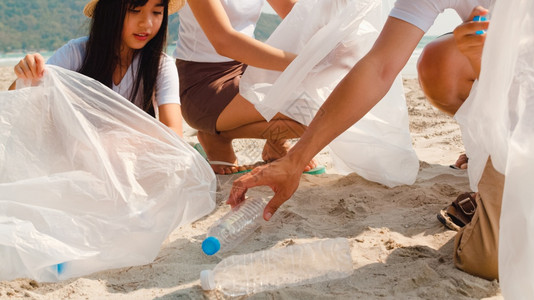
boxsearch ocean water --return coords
[0,36,436,77]
[402,35,436,78]
[0,51,55,67]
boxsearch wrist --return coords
[285,144,314,170]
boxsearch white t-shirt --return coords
[47,37,180,108]
[390,0,495,32]
[173,0,264,62]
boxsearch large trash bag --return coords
[240,0,419,187]
[455,0,534,297]
[0,66,216,282]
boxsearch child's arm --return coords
[159,104,183,138]
[266,0,297,18]
[453,6,490,78]
[187,0,296,71]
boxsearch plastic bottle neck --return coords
[200,269,216,290]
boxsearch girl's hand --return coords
[453,6,489,77]
[14,53,45,80]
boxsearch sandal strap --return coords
[453,192,477,216]
[208,160,238,167]
[443,192,477,227]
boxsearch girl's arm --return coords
[453,6,489,78]
[267,0,297,19]
[158,104,183,138]
[187,0,296,71]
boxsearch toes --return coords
[302,159,318,172]
[211,165,238,175]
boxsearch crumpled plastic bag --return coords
[454,0,534,297]
[0,65,216,282]
[240,0,419,187]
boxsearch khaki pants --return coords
[453,157,504,280]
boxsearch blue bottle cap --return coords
[202,237,221,255]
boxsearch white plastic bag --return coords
[0,66,216,282]
[240,0,418,187]
[455,0,534,297]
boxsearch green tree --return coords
[0,0,280,53]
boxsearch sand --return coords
[0,66,502,299]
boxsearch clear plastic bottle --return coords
[200,238,353,296]
[202,197,269,256]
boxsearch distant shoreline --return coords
[0,37,436,77]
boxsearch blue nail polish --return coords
[473,15,488,35]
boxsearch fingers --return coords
[453,17,488,56]
[467,6,489,21]
[227,166,266,207]
[455,23,489,39]
[33,53,45,78]
[227,178,248,207]
[227,160,302,220]
[14,54,45,80]
[25,53,45,79]
[263,194,286,221]
[454,6,489,38]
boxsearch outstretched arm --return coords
[187,0,296,71]
[228,17,424,220]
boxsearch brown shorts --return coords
[176,59,246,134]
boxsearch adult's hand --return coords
[453,6,489,77]
[228,158,302,221]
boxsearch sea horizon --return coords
[0,36,435,78]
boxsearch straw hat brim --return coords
[84,0,185,18]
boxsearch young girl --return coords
[10,0,185,137]
[175,0,319,174]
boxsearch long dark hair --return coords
[79,0,169,116]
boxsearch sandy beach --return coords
[0,65,502,299]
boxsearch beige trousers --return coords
[453,157,504,280]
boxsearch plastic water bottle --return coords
[200,238,353,296]
[202,197,269,256]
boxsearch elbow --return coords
[210,37,235,58]
[380,65,399,85]
[373,60,399,86]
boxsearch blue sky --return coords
[261,4,462,36]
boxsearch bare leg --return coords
[417,34,477,116]
[198,97,314,174]
[198,93,312,174]
[262,139,291,162]
[197,131,239,175]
